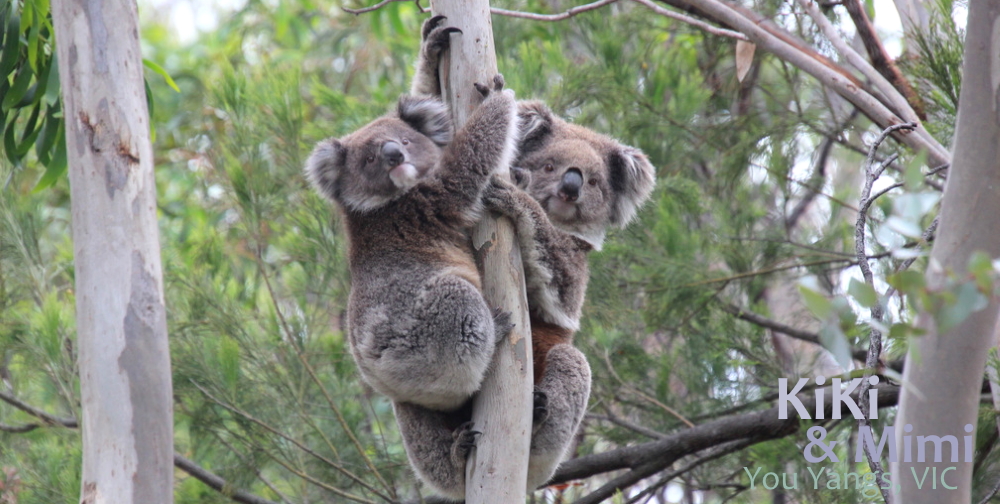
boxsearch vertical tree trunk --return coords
[430,2,534,502]
[891,2,1000,503]
[51,1,174,503]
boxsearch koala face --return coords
[514,101,656,247]
[306,96,453,213]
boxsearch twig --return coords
[191,381,386,504]
[719,302,870,362]
[630,0,748,40]
[676,0,949,165]
[624,439,756,504]
[786,134,833,232]
[491,0,620,21]
[254,250,394,497]
[977,460,1000,504]
[174,453,280,504]
[603,350,695,427]
[588,411,667,439]
[796,0,919,125]
[342,0,425,15]
[0,422,40,433]
[0,390,77,427]
[854,123,915,504]
[840,0,924,119]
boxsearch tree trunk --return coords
[430,2,534,502]
[50,1,174,503]
[891,2,1000,503]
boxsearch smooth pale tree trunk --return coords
[431,1,534,502]
[891,2,1000,503]
[51,1,174,503]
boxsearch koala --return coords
[399,16,656,500]
[305,75,520,491]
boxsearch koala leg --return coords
[394,401,474,502]
[358,275,507,411]
[526,344,592,493]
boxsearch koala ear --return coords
[607,146,656,227]
[305,138,347,203]
[516,100,554,156]
[397,95,453,146]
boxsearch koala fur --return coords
[398,16,656,500]
[305,75,520,483]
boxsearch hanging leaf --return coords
[735,40,756,83]
[142,58,180,93]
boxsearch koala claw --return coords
[492,308,515,343]
[510,166,531,189]
[474,74,506,98]
[422,15,447,39]
[533,389,550,425]
[451,421,480,463]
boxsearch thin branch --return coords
[0,390,77,427]
[191,381,386,504]
[786,134,833,232]
[841,0,925,118]
[674,0,949,165]
[624,438,756,504]
[342,0,425,15]
[174,453,280,504]
[490,0,620,21]
[855,123,915,504]
[603,350,695,428]
[210,432,296,504]
[796,0,919,124]
[719,302,870,362]
[0,422,40,433]
[253,251,394,497]
[630,0,748,40]
[589,411,667,439]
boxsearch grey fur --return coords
[391,16,656,499]
[305,75,520,497]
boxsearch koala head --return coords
[306,96,453,213]
[513,101,656,249]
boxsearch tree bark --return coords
[50,1,174,503]
[891,2,1000,503]
[430,2,534,502]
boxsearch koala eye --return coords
[544,163,554,172]
[366,155,376,164]
[401,138,410,146]
[588,178,598,186]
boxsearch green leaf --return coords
[3,65,34,110]
[33,121,65,191]
[888,270,925,295]
[937,282,988,333]
[0,14,21,81]
[142,58,180,93]
[15,100,42,156]
[798,285,832,319]
[819,324,853,371]
[848,278,878,308]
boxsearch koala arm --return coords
[430,76,519,212]
[482,175,589,331]
[411,16,460,97]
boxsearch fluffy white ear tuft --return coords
[397,95,454,146]
[608,146,656,228]
[304,138,346,203]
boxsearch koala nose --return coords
[382,141,405,167]
[558,168,583,202]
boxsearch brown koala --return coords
[305,75,521,498]
[404,16,656,499]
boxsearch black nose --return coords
[558,168,583,202]
[382,141,404,167]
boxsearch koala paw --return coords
[474,74,506,98]
[492,307,515,344]
[482,174,520,218]
[451,421,481,466]
[510,166,531,190]
[422,16,462,59]
[533,389,550,426]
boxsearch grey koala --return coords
[305,74,520,469]
[399,16,656,500]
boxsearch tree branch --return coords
[630,0,748,40]
[342,0,425,15]
[174,453,280,504]
[0,390,77,427]
[551,386,901,492]
[490,0,621,21]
